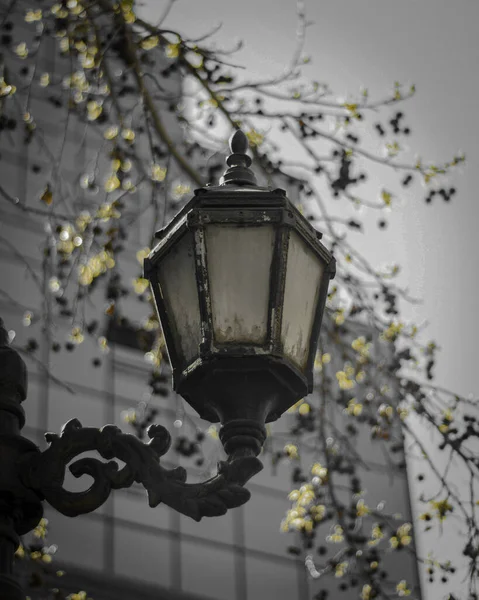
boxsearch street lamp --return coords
[144,129,335,471]
[0,129,334,600]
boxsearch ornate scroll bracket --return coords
[19,418,263,522]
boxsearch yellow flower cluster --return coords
[314,352,331,372]
[284,443,299,460]
[136,247,151,264]
[429,498,453,521]
[151,164,167,182]
[336,364,356,390]
[173,183,191,199]
[346,398,363,417]
[0,77,16,97]
[396,580,411,597]
[30,549,53,563]
[87,100,102,120]
[140,35,159,50]
[246,129,264,147]
[96,202,121,220]
[15,42,28,59]
[327,524,344,543]
[166,43,180,58]
[121,409,137,424]
[311,462,328,483]
[368,523,384,547]
[119,0,136,23]
[381,321,404,342]
[351,336,371,361]
[33,518,49,539]
[76,211,92,232]
[25,9,42,22]
[78,250,115,286]
[282,483,326,533]
[389,522,412,548]
[356,499,370,517]
[381,190,392,206]
[69,327,85,345]
[335,561,349,578]
[132,277,149,295]
[361,584,373,600]
[67,592,91,600]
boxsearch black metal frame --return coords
[144,183,336,422]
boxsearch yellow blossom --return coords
[121,409,136,424]
[40,73,50,87]
[173,183,190,199]
[132,277,149,294]
[284,443,299,460]
[246,129,264,147]
[0,77,16,97]
[430,498,453,521]
[33,518,48,539]
[69,327,84,345]
[335,561,348,577]
[15,42,29,58]
[98,336,109,353]
[346,398,363,417]
[311,463,328,480]
[381,321,404,342]
[336,370,355,390]
[40,185,53,205]
[396,580,411,597]
[104,175,121,193]
[356,499,370,517]
[136,247,150,264]
[327,525,344,543]
[151,164,167,182]
[368,523,384,546]
[121,128,135,142]
[207,425,218,439]
[166,43,179,58]
[361,584,373,600]
[104,125,119,140]
[298,402,310,415]
[381,190,392,206]
[87,101,102,121]
[25,9,42,22]
[76,211,92,232]
[141,36,159,50]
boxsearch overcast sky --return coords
[140,2,478,598]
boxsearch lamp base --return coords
[177,357,308,460]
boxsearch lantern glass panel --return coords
[281,230,324,371]
[205,225,275,345]
[157,231,202,363]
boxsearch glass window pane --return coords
[281,231,324,371]
[205,225,275,345]
[158,231,202,363]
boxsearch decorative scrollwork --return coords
[19,419,263,521]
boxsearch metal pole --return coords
[0,319,30,600]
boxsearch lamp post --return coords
[0,129,335,599]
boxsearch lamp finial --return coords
[220,129,257,186]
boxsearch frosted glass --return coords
[205,225,275,344]
[281,231,324,370]
[158,232,202,363]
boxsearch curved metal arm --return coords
[19,418,263,522]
